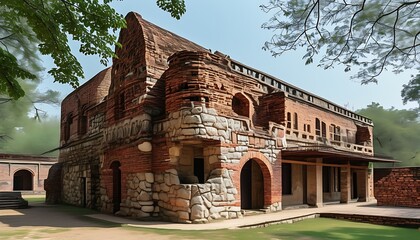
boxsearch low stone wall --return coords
[119,168,241,223]
[374,167,420,208]
[320,213,420,228]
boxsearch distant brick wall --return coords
[374,167,420,208]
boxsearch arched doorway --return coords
[110,161,121,213]
[240,159,264,209]
[13,170,33,191]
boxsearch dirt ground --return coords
[0,203,173,240]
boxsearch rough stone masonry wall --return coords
[374,167,420,208]
[158,104,282,164]
[120,168,240,223]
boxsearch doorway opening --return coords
[13,170,33,191]
[110,161,121,213]
[352,171,358,199]
[240,159,264,209]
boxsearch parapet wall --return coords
[374,167,420,208]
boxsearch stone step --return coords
[0,191,29,209]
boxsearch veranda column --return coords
[307,158,323,207]
[340,163,351,203]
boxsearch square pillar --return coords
[307,159,323,207]
[357,168,369,202]
[340,164,351,203]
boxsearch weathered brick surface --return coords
[374,167,420,208]
[51,12,380,223]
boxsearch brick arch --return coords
[13,168,35,176]
[13,169,34,191]
[238,151,273,207]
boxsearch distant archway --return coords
[13,170,33,191]
[240,159,264,209]
[110,161,121,213]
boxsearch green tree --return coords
[0,78,60,156]
[357,103,420,166]
[261,0,420,105]
[0,0,186,100]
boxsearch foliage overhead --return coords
[261,0,420,105]
[357,103,420,166]
[0,0,126,100]
[156,0,186,20]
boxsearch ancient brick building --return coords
[50,12,394,223]
[0,153,56,193]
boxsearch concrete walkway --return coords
[86,201,420,230]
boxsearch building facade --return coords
[0,153,57,193]
[49,12,393,223]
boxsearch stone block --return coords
[159,192,169,202]
[180,128,197,136]
[138,142,152,152]
[141,205,155,213]
[175,198,190,208]
[190,196,203,206]
[191,205,208,220]
[201,113,216,123]
[183,115,202,124]
[145,173,154,183]
[178,211,190,220]
[177,187,191,199]
[138,191,151,201]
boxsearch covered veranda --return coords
[280,146,396,208]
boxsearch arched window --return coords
[64,113,73,141]
[293,113,298,130]
[315,118,321,136]
[287,112,292,128]
[232,93,250,118]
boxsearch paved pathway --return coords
[86,201,420,230]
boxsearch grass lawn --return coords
[22,195,45,204]
[129,218,420,240]
[2,201,418,239]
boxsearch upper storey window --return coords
[115,92,125,120]
[315,118,327,140]
[293,113,298,130]
[232,93,250,118]
[315,118,321,136]
[64,113,73,141]
[287,112,291,128]
[330,124,341,141]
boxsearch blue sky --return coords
[39,0,417,116]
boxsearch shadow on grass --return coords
[0,203,120,228]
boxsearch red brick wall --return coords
[60,68,111,145]
[374,167,420,208]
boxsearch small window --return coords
[321,122,327,138]
[79,115,88,135]
[315,118,321,136]
[287,112,292,128]
[293,113,298,130]
[64,113,73,141]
